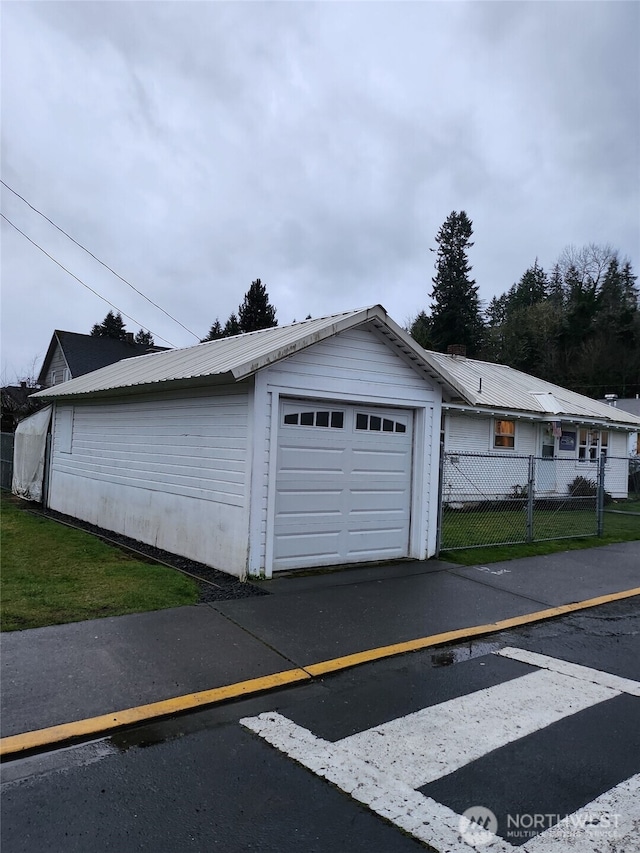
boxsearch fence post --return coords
[596,452,606,536]
[526,455,535,543]
[435,442,445,556]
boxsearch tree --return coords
[429,211,484,356]
[507,259,548,311]
[408,311,432,349]
[134,329,155,346]
[223,312,241,337]
[201,319,224,342]
[90,311,128,340]
[237,278,277,333]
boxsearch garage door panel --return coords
[274,530,342,563]
[274,401,413,570]
[278,444,345,473]
[345,528,408,557]
[351,448,412,475]
[276,488,343,517]
[348,488,407,513]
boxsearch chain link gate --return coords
[437,449,607,551]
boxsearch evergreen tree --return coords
[90,311,128,340]
[237,278,277,333]
[134,329,154,346]
[201,319,224,342]
[429,211,484,356]
[507,260,548,310]
[223,312,241,337]
[408,311,432,349]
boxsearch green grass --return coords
[440,503,640,565]
[0,493,199,631]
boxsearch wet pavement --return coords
[1,540,639,739]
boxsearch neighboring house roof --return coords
[36,330,166,386]
[423,350,640,429]
[1,384,44,431]
[33,307,453,401]
[599,398,640,419]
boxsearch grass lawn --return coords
[440,503,640,565]
[1,493,199,631]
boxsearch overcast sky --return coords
[2,1,639,382]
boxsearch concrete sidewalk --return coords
[2,541,639,747]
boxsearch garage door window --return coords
[356,413,407,433]
[283,409,344,429]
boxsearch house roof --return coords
[36,330,166,386]
[424,350,640,428]
[33,306,450,400]
[32,310,640,431]
[599,398,640,418]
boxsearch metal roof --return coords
[33,306,449,400]
[32,309,640,430]
[423,350,640,428]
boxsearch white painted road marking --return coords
[241,647,640,852]
[525,773,640,852]
[496,646,640,697]
[337,668,617,787]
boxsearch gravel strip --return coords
[29,504,270,602]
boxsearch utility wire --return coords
[1,180,200,341]
[1,213,177,347]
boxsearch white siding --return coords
[445,415,631,500]
[48,384,252,576]
[46,345,70,387]
[446,413,536,454]
[265,326,432,399]
[253,326,440,576]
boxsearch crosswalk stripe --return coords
[495,647,640,696]
[525,773,640,852]
[335,668,617,787]
[242,647,639,852]
[241,711,514,853]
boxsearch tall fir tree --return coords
[90,311,128,340]
[429,211,484,356]
[238,279,277,333]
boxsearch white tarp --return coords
[12,406,53,502]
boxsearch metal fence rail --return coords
[437,450,635,551]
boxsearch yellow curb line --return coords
[2,586,639,760]
[0,669,311,759]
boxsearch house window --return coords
[283,409,344,429]
[494,419,515,449]
[578,429,608,462]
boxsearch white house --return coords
[30,307,451,578]
[22,308,640,578]
[421,350,640,501]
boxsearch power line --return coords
[1,213,177,347]
[1,180,200,341]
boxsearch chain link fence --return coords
[1,432,14,491]
[437,450,636,551]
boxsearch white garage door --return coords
[273,399,413,571]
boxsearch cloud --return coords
[2,1,638,379]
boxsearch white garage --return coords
[30,306,450,579]
[274,400,414,570]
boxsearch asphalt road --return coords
[2,597,639,853]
